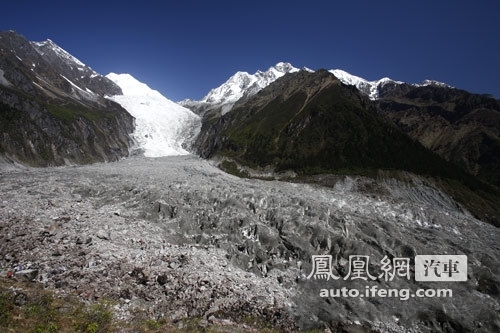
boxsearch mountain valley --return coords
[0,30,499,332]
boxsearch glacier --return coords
[106,73,200,157]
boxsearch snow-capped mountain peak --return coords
[106,73,200,157]
[329,69,384,99]
[28,37,122,100]
[32,39,86,69]
[329,69,366,87]
[328,69,452,100]
[421,79,453,88]
[269,61,299,75]
[200,62,299,107]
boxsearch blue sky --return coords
[2,0,499,101]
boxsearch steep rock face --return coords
[0,31,134,166]
[0,88,134,166]
[31,39,122,98]
[326,68,500,188]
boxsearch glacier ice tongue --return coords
[106,73,200,157]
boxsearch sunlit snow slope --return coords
[106,73,200,157]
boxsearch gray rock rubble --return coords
[0,155,498,332]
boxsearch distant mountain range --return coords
[180,62,453,113]
[179,62,306,115]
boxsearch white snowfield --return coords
[106,73,200,157]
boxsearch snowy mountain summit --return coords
[202,62,300,105]
[180,62,305,115]
[181,62,453,115]
[30,38,122,100]
[106,73,200,157]
[32,39,87,68]
[329,69,453,100]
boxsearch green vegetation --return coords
[0,279,115,332]
[0,101,25,151]
[0,277,292,332]
[219,160,250,178]
[46,103,114,123]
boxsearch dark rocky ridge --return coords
[0,31,134,166]
[31,38,122,98]
[377,84,500,187]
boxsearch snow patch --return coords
[61,75,85,92]
[420,79,453,88]
[0,69,12,86]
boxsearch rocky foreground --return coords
[0,156,499,332]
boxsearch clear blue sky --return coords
[2,0,499,101]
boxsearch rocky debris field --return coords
[0,155,499,332]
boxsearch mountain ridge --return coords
[179,62,305,115]
[0,31,135,166]
[181,62,460,117]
